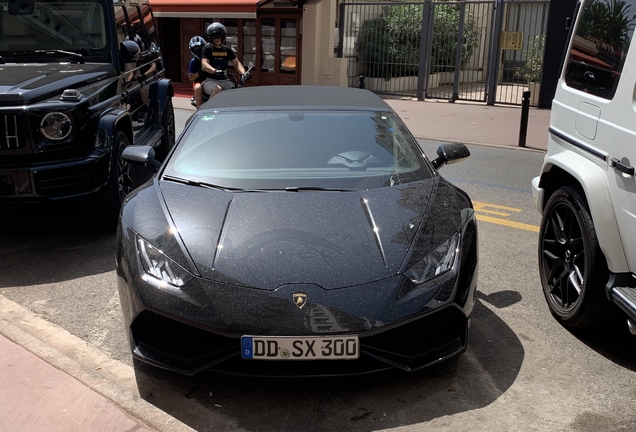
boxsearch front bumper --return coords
[531,176,543,214]
[0,150,110,200]
[127,306,470,376]
[116,222,478,376]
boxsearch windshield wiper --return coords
[13,50,84,64]
[285,186,358,192]
[162,175,245,191]
[162,176,356,193]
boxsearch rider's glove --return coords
[213,70,226,80]
[239,71,251,86]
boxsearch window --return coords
[224,18,239,53]
[261,18,275,72]
[564,0,636,99]
[128,5,146,51]
[280,19,296,73]
[114,5,130,45]
[0,1,107,58]
[139,3,158,51]
[165,110,432,191]
[242,20,256,67]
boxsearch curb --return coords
[0,295,196,432]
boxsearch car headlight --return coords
[137,236,193,288]
[404,232,459,285]
[40,112,73,141]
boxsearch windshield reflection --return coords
[164,110,434,191]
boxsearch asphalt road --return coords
[0,108,634,432]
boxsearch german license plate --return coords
[241,335,359,360]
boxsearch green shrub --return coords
[515,34,545,83]
[430,3,480,73]
[355,2,480,80]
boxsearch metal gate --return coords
[336,0,550,106]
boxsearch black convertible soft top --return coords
[200,85,391,110]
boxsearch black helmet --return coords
[189,35,206,59]
[206,22,226,44]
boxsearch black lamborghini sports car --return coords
[116,85,478,376]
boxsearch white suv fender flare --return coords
[538,151,629,273]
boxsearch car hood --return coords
[0,63,118,105]
[123,177,470,290]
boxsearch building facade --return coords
[149,0,347,87]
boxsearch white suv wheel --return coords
[538,187,609,328]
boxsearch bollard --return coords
[359,76,366,89]
[518,90,530,147]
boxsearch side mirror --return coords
[122,145,160,172]
[120,40,141,63]
[430,143,470,169]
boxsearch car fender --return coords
[531,175,543,214]
[538,150,629,273]
[96,110,133,149]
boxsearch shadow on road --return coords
[569,307,636,372]
[132,299,524,431]
[0,200,117,288]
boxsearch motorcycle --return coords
[191,61,254,108]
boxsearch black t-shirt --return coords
[201,43,236,71]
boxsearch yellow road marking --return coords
[473,201,522,213]
[476,214,540,233]
[476,209,514,217]
[472,201,539,232]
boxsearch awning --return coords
[149,0,261,19]
[570,49,616,73]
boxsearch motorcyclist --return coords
[200,22,249,101]
[188,36,207,108]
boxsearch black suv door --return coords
[116,3,161,142]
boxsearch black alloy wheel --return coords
[114,131,135,202]
[538,186,609,328]
[98,130,134,224]
[156,98,175,162]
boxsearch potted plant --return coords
[515,34,545,105]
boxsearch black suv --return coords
[0,0,175,219]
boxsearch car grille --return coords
[0,114,25,151]
[362,306,467,371]
[130,307,468,376]
[34,167,96,198]
[131,311,237,374]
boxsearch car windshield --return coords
[163,110,434,191]
[0,1,108,62]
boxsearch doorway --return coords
[211,14,301,86]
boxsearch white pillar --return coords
[300,0,347,86]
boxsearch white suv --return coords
[532,0,636,333]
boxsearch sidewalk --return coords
[0,293,195,432]
[383,97,550,151]
[0,91,549,432]
[172,94,550,152]
[0,334,155,432]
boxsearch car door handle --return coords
[611,158,635,176]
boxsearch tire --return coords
[100,130,135,224]
[538,186,609,328]
[155,98,175,162]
